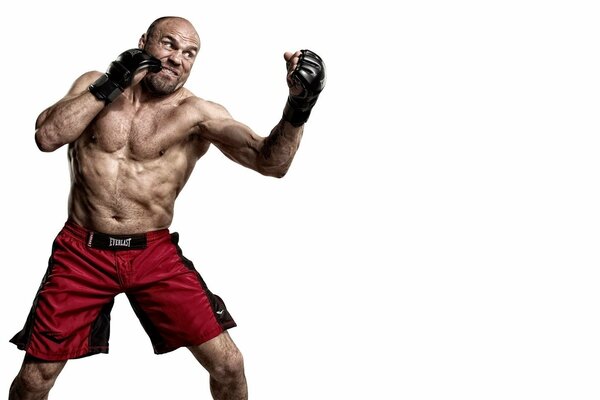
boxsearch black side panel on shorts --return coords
[9,240,59,349]
[170,233,237,330]
[89,299,115,349]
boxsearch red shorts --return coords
[10,221,236,361]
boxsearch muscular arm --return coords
[35,49,161,152]
[197,49,324,178]
[199,105,303,178]
[35,71,104,152]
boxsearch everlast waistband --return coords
[86,231,148,250]
[63,220,170,251]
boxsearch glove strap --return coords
[282,97,312,127]
[89,74,123,103]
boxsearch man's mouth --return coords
[160,67,180,77]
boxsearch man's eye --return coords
[162,42,172,48]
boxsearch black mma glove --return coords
[89,49,162,103]
[283,49,326,127]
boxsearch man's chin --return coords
[143,76,179,96]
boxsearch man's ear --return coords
[139,34,146,49]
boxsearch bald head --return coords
[145,16,199,44]
[139,16,201,95]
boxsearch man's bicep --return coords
[35,71,102,128]
[200,118,264,170]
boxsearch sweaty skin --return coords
[34,17,304,234]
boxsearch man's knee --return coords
[189,332,246,384]
[15,359,65,395]
[211,349,245,383]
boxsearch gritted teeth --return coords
[162,67,179,76]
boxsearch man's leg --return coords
[188,332,247,400]
[9,355,67,400]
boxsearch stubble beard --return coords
[143,73,181,96]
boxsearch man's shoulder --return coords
[180,92,223,110]
[64,71,104,95]
[75,71,104,85]
[179,93,229,120]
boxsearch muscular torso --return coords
[68,89,209,234]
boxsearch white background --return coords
[1,0,599,399]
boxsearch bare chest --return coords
[85,105,189,159]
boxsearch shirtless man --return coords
[9,16,325,400]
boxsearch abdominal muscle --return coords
[68,143,194,235]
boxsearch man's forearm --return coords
[35,92,105,152]
[258,119,304,178]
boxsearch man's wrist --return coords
[282,97,311,127]
[88,74,123,104]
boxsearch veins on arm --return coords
[35,71,104,152]
[200,117,303,178]
[258,120,304,177]
[197,100,304,178]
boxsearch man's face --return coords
[141,19,200,95]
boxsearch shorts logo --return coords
[109,237,132,247]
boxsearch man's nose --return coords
[168,51,182,65]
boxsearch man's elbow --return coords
[35,129,61,152]
[269,170,288,179]
[258,164,289,179]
